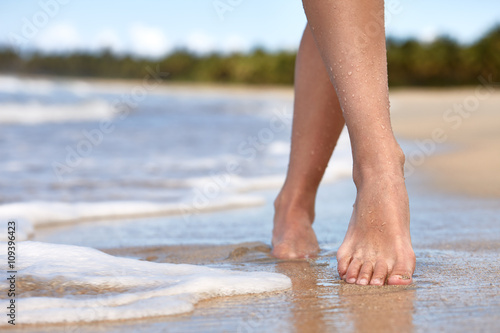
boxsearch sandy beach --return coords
[3,82,500,332]
[390,87,500,197]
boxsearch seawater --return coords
[0,75,351,325]
[0,75,352,236]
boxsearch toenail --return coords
[358,278,368,285]
[347,277,356,284]
[371,279,381,285]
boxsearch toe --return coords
[387,264,414,285]
[387,252,415,285]
[387,270,413,285]
[370,260,388,286]
[337,255,351,279]
[345,258,362,284]
[356,261,373,285]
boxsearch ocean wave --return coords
[0,100,115,124]
[0,241,291,325]
[0,196,265,241]
[0,75,56,95]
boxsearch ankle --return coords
[352,144,406,188]
[274,186,316,222]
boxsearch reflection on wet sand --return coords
[274,256,416,333]
[337,282,416,332]
[275,260,330,332]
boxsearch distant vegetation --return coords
[0,25,499,86]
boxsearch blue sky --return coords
[1,0,499,57]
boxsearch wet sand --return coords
[110,243,498,333]
[15,241,499,332]
[11,87,500,332]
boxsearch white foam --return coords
[0,75,55,95]
[0,100,115,124]
[0,196,265,240]
[0,241,291,325]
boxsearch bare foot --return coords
[271,192,320,259]
[337,163,416,286]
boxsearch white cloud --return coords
[186,31,216,54]
[221,34,250,53]
[35,22,81,52]
[418,26,439,43]
[129,23,171,58]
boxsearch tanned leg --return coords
[272,24,345,259]
[301,0,415,285]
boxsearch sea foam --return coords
[0,241,291,325]
[0,100,115,124]
[0,195,265,241]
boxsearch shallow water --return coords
[0,75,351,237]
[0,75,351,328]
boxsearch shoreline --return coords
[0,73,295,98]
[5,73,498,100]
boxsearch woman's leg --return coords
[302,0,415,285]
[272,24,345,259]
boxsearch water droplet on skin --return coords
[348,71,352,76]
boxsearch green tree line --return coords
[0,25,498,86]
